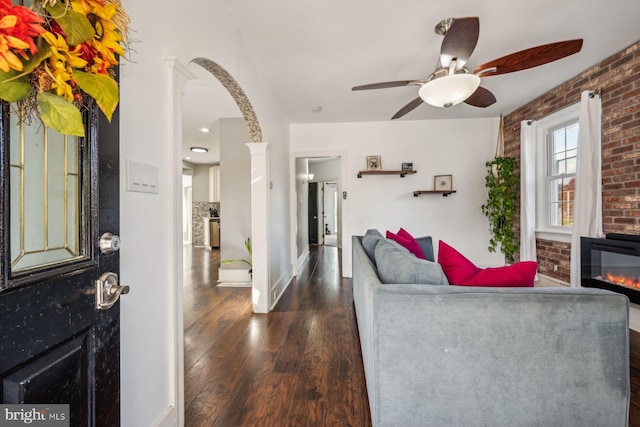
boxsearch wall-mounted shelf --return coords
[357,170,417,178]
[413,190,457,197]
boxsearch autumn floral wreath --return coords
[0,0,129,136]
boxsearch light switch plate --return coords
[126,159,159,194]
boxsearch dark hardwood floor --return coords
[183,244,640,426]
[183,245,371,426]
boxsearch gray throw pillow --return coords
[375,239,449,285]
[362,229,384,262]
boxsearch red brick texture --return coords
[504,41,640,283]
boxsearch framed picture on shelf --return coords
[401,162,413,171]
[434,175,453,191]
[366,155,381,171]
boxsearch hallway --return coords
[183,245,371,426]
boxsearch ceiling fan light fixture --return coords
[418,74,481,108]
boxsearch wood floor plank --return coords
[184,312,254,408]
[184,290,252,368]
[273,311,312,374]
[186,322,275,425]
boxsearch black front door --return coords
[0,99,123,426]
[308,182,318,244]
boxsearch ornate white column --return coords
[165,56,195,427]
[246,142,270,313]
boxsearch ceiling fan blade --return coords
[464,86,497,108]
[352,80,424,91]
[391,97,424,120]
[473,39,583,76]
[440,17,479,69]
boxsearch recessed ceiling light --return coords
[200,127,210,133]
[190,147,208,153]
[311,105,322,113]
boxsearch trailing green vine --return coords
[481,157,519,263]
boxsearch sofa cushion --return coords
[437,240,480,283]
[375,239,448,285]
[415,236,435,262]
[469,262,538,287]
[362,229,384,263]
[386,229,425,259]
[438,240,536,287]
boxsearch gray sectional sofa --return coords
[352,232,630,427]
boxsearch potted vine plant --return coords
[221,237,252,278]
[481,156,519,264]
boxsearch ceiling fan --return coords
[352,17,583,119]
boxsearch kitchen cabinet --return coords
[209,165,220,202]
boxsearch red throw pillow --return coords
[397,227,416,241]
[437,240,536,287]
[437,240,480,284]
[386,229,425,259]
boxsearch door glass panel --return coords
[10,112,82,272]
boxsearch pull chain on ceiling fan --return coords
[352,17,583,119]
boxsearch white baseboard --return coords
[296,250,309,271]
[629,304,640,333]
[153,406,177,427]
[270,267,294,310]
[218,267,251,283]
[536,274,569,287]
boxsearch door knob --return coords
[95,272,130,310]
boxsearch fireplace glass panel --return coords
[581,235,640,304]
[592,250,640,290]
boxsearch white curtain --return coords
[570,91,603,287]
[520,120,538,266]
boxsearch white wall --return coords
[309,158,341,181]
[295,159,309,261]
[219,118,251,261]
[119,1,291,425]
[291,118,505,277]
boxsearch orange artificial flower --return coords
[0,0,45,72]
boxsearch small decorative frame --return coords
[366,155,381,171]
[434,175,453,191]
[401,162,413,171]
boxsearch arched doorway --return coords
[166,57,271,426]
[186,58,268,313]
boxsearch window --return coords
[534,103,580,241]
[547,121,578,228]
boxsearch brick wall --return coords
[504,41,640,283]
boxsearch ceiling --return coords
[183,0,640,163]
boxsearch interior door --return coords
[0,98,124,426]
[308,182,318,244]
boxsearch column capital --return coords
[246,142,269,154]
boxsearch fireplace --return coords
[581,234,640,304]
